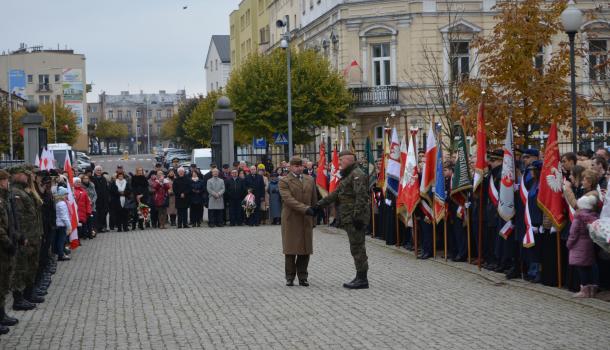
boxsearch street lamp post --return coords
[146,98,150,154]
[561,0,583,153]
[277,15,293,158]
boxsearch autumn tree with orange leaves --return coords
[459,0,589,148]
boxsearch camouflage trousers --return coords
[11,240,40,291]
[0,253,15,307]
[345,224,369,273]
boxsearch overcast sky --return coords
[0,0,240,102]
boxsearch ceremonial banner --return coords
[433,141,445,223]
[398,129,420,217]
[473,102,487,192]
[420,123,437,199]
[64,151,80,250]
[498,118,516,222]
[451,123,472,203]
[537,123,567,229]
[386,128,401,195]
[316,142,328,197]
[397,135,408,223]
[329,147,340,193]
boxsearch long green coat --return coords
[279,173,317,255]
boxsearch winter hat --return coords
[577,195,597,211]
[56,187,69,197]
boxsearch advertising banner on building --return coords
[62,68,85,129]
[65,101,84,127]
[8,69,27,99]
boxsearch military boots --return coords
[12,291,36,311]
[0,307,18,326]
[343,271,369,289]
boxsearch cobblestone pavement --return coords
[2,225,609,350]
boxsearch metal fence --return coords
[0,160,25,169]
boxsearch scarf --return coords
[116,178,127,207]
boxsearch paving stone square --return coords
[1,224,609,350]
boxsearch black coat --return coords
[172,175,191,209]
[131,175,150,204]
[225,177,246,201]
[245,174,265,203]
[91,174,109,212]
[190,178,205,205]
[109,181,133,209]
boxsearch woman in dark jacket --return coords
[131,167,149,230]
[91,166,110,232]
[109,172,133,232]
[189,169,205,227]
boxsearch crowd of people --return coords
[369,146,610,299]
[1,143,609,335]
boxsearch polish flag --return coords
[64,151,80,250]
[420,122,437,198]
[316,142,329,197]
[329,147,340,193]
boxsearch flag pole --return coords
[432,204,437,259]
[556,229,562,288]
[443,210,448,261]
[371,191,376,238]
[413,214,418,258]
[395,203,399,247]
[478,187,483,270]
[466,206,472,264]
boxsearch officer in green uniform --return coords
[9,165,44,310]
[0,169,19,334]
[316,150,371,289]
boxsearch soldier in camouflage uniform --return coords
[9,166,45,310]
[0,169,19,335]
[317,150,371,289]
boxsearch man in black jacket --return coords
[91,166,109,232]
[245,165,266,226]
[172,167,191,228]
[225,169,246,226]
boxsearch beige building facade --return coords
[231,0,610,153]
[0,44,89,150]
[99,90,186,154]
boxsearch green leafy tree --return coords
[162,97,201,148]
[96,119,128,154]
[184,90,222,147]
[226,48,352,144]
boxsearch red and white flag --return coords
[537,123,567,230]
[35,152,41,169]
[64,151,80,250]
[520,178,535,248]
[316,142,329,197]
[420,122,437,199]
[329,147,340,193]
[396,135,408,223]
[473,102,487,192]
[498,118,515,239]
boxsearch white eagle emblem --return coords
[404,163,416,187]
[546,167,563,193]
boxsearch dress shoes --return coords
[0,307,18,326]
[286,280,294,287]
[298,280,309,287]
[418,253,431,260]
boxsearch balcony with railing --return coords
[37,83,52,92]
[350,85,399,107]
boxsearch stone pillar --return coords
[212,96,236,165]
[21,101,45,165]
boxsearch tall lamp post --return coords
[276,15,293,158]
[561,0,583,152]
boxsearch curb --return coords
[317,225,610,314]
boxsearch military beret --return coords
[339,150,355,157]
[0,169,9,180]
[488,149,503,161]
[289,157,302,166]
[522,148,540,158]
[528,160,543,170]
[7,165,30,175]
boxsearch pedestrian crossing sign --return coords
[273,133,289,145]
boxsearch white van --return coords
[192,148,212,175]
[47,143,75,170]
